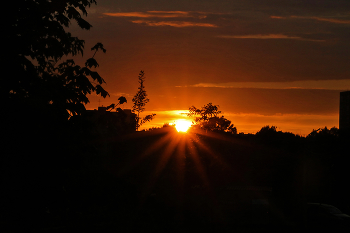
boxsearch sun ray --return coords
[141,134,182,198]
[110,127,257,220]
[189,136,231,174]
[174,136,186,200]
[194,130,265,188]
[185,135,210,188]
[116,130,174,176]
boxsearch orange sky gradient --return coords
[73,0,350,135]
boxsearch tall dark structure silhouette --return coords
[339,91,350,130]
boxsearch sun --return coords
[174,119,192,133]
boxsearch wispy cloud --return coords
[104,11,206,19]
[272,15,350,24]
[131,20,217,27]
[218,34,300,39]
[270,16,286,19]
[111,92,132,98]
[217,34,323,41]
[104,11,186,18]
[104,10,215,27]
[305,16,350,24]
[183,79,350,90]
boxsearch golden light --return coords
[174,119,192,132]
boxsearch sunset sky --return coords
[69,0,350,135]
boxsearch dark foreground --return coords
[2,127,350,232]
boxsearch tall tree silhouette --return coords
[132,71,155,131]
[4,0,108,120]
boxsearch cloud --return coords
[270,16,286,19]
[111,92,132,98]
[218,34,300,39]
[103,10,216,27]
[103,11,206,19]
[185,79,350,90]
[131,20,217,27]
[217,34,323,41]
[272,15,350,24]
[307,16,350,24]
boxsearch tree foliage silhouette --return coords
[188,103,237,133]
[307,126,339,139]
[132,71,155,131]
[4,0,108,119]
[256,125,278,137]
[3,1,111,221]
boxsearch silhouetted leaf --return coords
[90,71,104,84]
[66,7,80,19]
[80,67,91,76]
[76,17,92,30]
[118,96,127,104]
[85,58,99,68]
[141,114,156,125]
[95,85,109,98]
[106,103,116,110]
[56,14,70,27]
[91,42,106,53]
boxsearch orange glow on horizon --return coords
[84,103,339,136]
[137,110,339,136]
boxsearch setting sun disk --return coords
[174,119,192,133]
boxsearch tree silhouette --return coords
[132,70,155,131]
[188,103,237,133]
[4,0,108,119]
[307,126,339,140]
[256,125,278,137]
[2,1,111,222]
[189,103,221,121]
